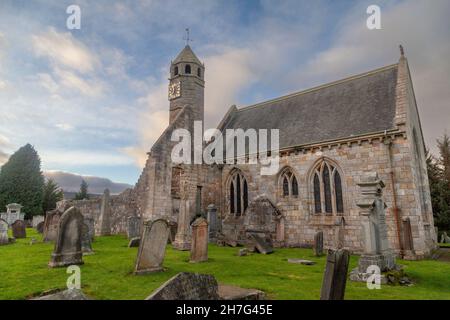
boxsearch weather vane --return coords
[183,28,193,46]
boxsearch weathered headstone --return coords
[43,209,63,242]
[441,232,450,244]
[0,218,9,245]
[48,207,84,268]
[145,272,219,300]
[11,220,26,239]
[32,215,45,228]
[288,259,316,265]
[81,223,93,255]
[134,219,170,274]
[127,215,141,239]
[402,217,415,258]
[190,217,208,263]
[128,237,140,248]
[207,204,219,241]
[36,221,44,234]
[313,231,324,256]
[84,217,95,242]
[250,233,273,254]
[351,173,396,282]
[320,249,350,300]
[173,180,192,250]
[96,189,111,236]
[32,289,91,300]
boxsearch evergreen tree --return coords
[0,144,45,218]
[427,135,450,233]
[74,179,89,200]
[42,178,64,214]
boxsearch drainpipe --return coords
[384,135,404,257]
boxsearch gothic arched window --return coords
[174,66,179,76]
[228,170,248,216]
[279,167,299,197]
[185,64,191,74]
[197,67,201,77]
[311,159,344,214]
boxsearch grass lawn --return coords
[1,228,449,300]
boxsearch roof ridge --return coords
[237,63,398,112]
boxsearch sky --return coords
[0,0,449,185]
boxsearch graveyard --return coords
[0,228,449,300]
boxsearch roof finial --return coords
[183,28,193,46]
[399,44,405,57]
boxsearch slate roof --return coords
[173,45,202,65]
[221,64,399,149]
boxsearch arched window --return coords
[174,66,179,76]
[197,67,201,77]
[311,159,344,214]
[185,64,191,74]
[228,170,248,216]
[279,168,299,197]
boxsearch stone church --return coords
[67,44,437,260]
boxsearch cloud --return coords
[0,133,12,165]
[52,67,105,97]
[31,27,99,74]
[41,149,134,167]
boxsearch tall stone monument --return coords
[134,219,170,274]
[43,209,63,242]
[49,207,84,268]
[190,217,208,263]
[173,180,192,251]
[81,222,94,255]
[320,249,350,300]
[313,231,324,256]
[0,218,9,245]
[1,203,25,225]
[96,189,111,236]
[207,204,219,242]
[350,172,396,282]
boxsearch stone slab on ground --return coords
[32,289,91,300]
[218,285,266,300]
[287,259,316,265]
[251,234,273,254]
[146,272,219,300]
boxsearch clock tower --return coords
[168,45,205,125]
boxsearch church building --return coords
[69,44,437,260]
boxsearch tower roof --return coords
[173,45,202,65]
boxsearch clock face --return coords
[168,81,181,100]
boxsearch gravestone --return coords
[441,232,450,243]
[32,215,45,228]
[96,189,111,236]
[190,217,208,263]
[250,233,273,254]
[36,221,44,234]
[173,180,192,250]
[168,221,178,244]
[128,237,140,248]
[288,259,316,265]
[127,215,141,239]
[313,231,324,256]
[33,289,91,300]
[146,272,219,300]
[0,219,9,245]
[207,204,219,241]
[351,173,396,282]
[134,219,170,274]
[12,220,26,239]
[48,207,84,268]
[43,209,64,242]
[81,222,93,255]
[402,217,415,259]
[84,217,95,242]
[320,249,350,300]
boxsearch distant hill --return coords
[44,171,133,196]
